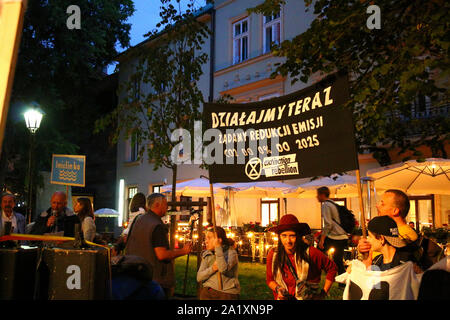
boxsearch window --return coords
[126,133,139,162]
[152,185,162,193]
[233,18,249,64]
[128,187,138,199]
[263,12,281,54]
[331,198,347,207]
[261,198,279,227]
[409,195,435,230]
[133,78,140,100]
[126,186,138,220]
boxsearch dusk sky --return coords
[108,0,207,74]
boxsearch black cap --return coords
[368,216,406,248]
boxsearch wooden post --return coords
[356,169,369,262]
[196,198,204,296]
[356,169,367,238]
[208,179,223,290]
[197,198,204,270]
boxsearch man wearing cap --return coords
[266,214,338,300]
[0,193,25,235]
[362,215,417,271]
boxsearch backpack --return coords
[326,200,356,234]
[111,255,153,282]
[416,235,444,270]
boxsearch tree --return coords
[249,0,449,164]
[95,0,211,247]
[1,0,134,204]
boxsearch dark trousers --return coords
[199,287,239,300]
[323,237,347,275]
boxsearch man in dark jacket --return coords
[0,193,26,235]
[125,193,192,298]
[30,191,79,237]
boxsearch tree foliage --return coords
[249,0,449,163]
[96,0,210,171]
[1,0,134,197]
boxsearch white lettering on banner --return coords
[262,154,299,178]
[66,265,81,290]
[211,86,335,129]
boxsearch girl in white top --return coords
[74,198,96,242]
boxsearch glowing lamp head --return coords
[328,247,335,254]
[247,232,254,238]
[24,107,44,133]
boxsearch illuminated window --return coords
[331,198,347,207]
[152,185,162,193]
[409,195,435,231]
[233,18,249,64]
[128,187,138,199]
[261,198,279,227]
[263,12,281,54]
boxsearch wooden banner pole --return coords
[356,169,367,238]
[208,178,223,290]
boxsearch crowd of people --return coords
[0,187,448,300]
[0,191,97,242]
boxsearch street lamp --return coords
[24,104,44,224]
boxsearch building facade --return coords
[114,0,449,230]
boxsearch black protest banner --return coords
[203,74,358,183]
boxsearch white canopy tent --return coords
[225,181,297,198]
[367,158,450,195]
[160,178,228,197]
[94,208,119,217]
[284,174,360,198]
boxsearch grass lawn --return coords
[174,255,344,300]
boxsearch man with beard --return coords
[0,193,25,235]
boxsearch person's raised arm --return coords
[357,238,373,268]
[214,238,238,273]
[154,243,192,261]
[197,254,216,282]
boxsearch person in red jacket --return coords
[266,214,338,300]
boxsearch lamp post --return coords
[24,105,44,224]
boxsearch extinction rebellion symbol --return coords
[245,157,262,180]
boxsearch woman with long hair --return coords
[122,192,146,236]
[74,197,96,242]
[197,226,240,300]
[113,192,147,255]
[266,214,338,300]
